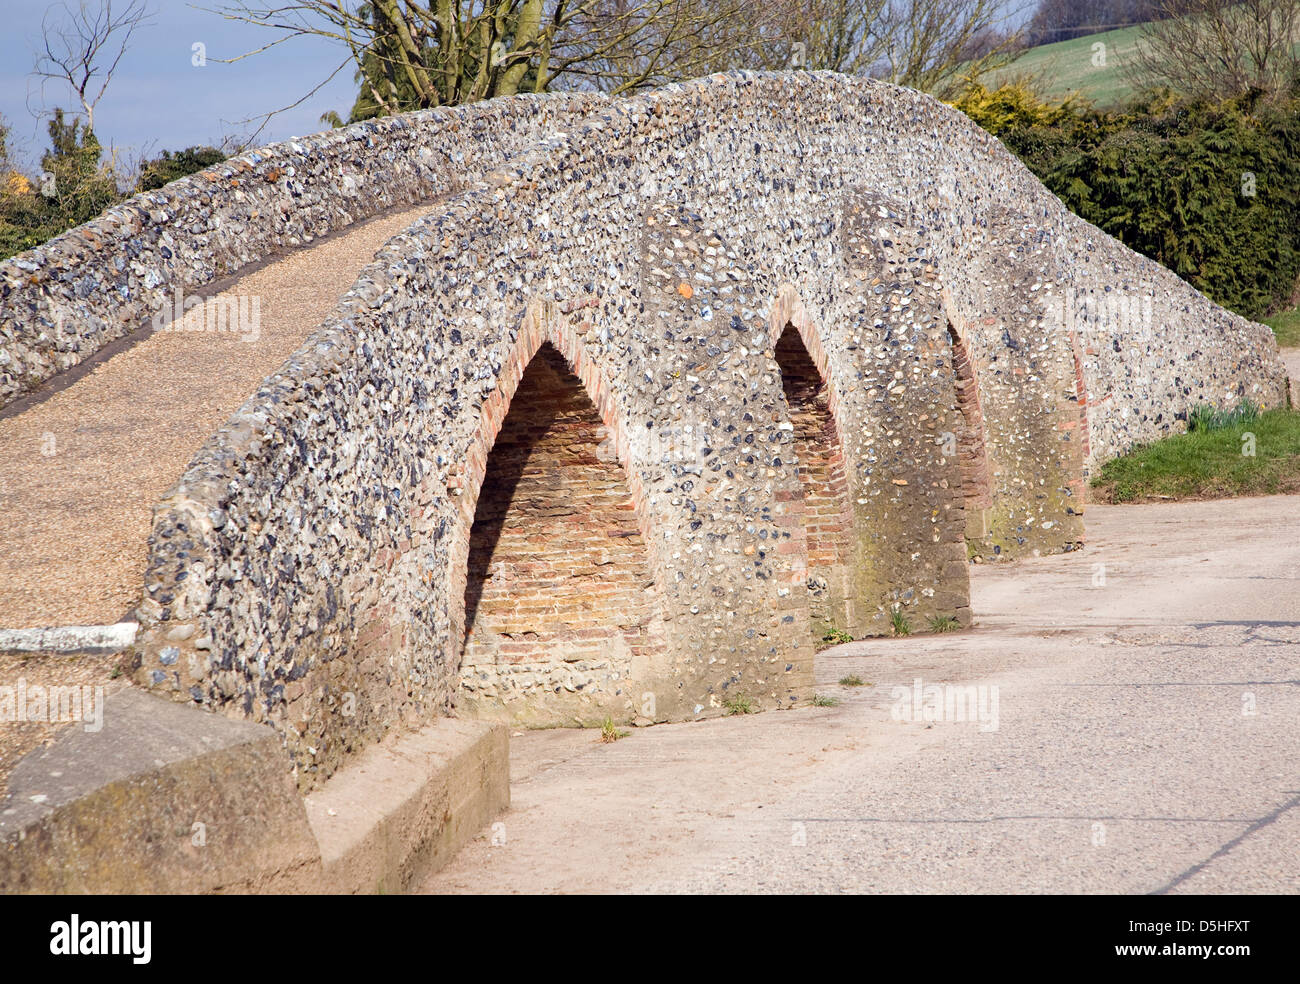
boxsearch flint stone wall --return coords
[0,93,602,408]
[114,73,1286,787]
[1059,213,1287,465]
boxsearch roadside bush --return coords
[955,82,1300,320]
[136,146,226,191]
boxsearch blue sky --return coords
[0,0,358,173]
[1,0,1039,175]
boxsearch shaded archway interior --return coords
[1070,338,1092,498]
[774,323,855,639]
[459,342,663,721]
[947,321,994,542]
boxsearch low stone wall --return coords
[125,72,1286,788]
[0,688,506,893]
[1058,212,1288,466]
[0,93,601,409]
[0,689,321,893]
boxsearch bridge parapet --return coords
[120,73,1286,788]
[0,92,603,409]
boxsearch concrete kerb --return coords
[304,717,509,894]
[0,688,506,893]
[0,622,138,655]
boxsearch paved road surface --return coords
[423,496,1300,894]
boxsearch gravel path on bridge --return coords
[422,496,1300,894]
[0,205,431,628]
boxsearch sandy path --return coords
[0,206,430,628]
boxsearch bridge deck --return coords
[0,205,431,629]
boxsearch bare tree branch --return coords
[1126,0,1300,102]
[33,0,154,133]
[203,0,1031,133]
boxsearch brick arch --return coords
[767,286,858,639]
[768,286,851,461]
[943,315,995,542]
[448,303,655,606]
[1068,328,1092,503]
[448,302,666,726]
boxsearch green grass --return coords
[890,606,912,637]
[1187,399,1260,432]
[599,716,630,742]
[979,24,1150,106]
[838,674,867,687]
[1091,405,1300,503]
[982,23,1300,108]
[927,614,961,634]
[811,694,840,707]
[723,694,756,716]
[821,627,853,646]
[1264,307,1300,348]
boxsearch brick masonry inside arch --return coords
[946,322,995,547]
[1069,333,1092,501]
[774,323,856,641]
[457,343,666,727]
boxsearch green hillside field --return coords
[982,20,1300,107]
[980,24,1150,106]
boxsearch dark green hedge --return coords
[961,87,1300,320]
[136,146,226,192]
[1,142,226,261]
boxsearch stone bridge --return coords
[0,73,1287,792]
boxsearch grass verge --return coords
[1090,407,1300,503]
[1264,307,1300,348]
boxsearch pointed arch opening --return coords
[457,342,664,726]
[947,321,994,542]
[1069,332,1091,502]
[774,322,855,641]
